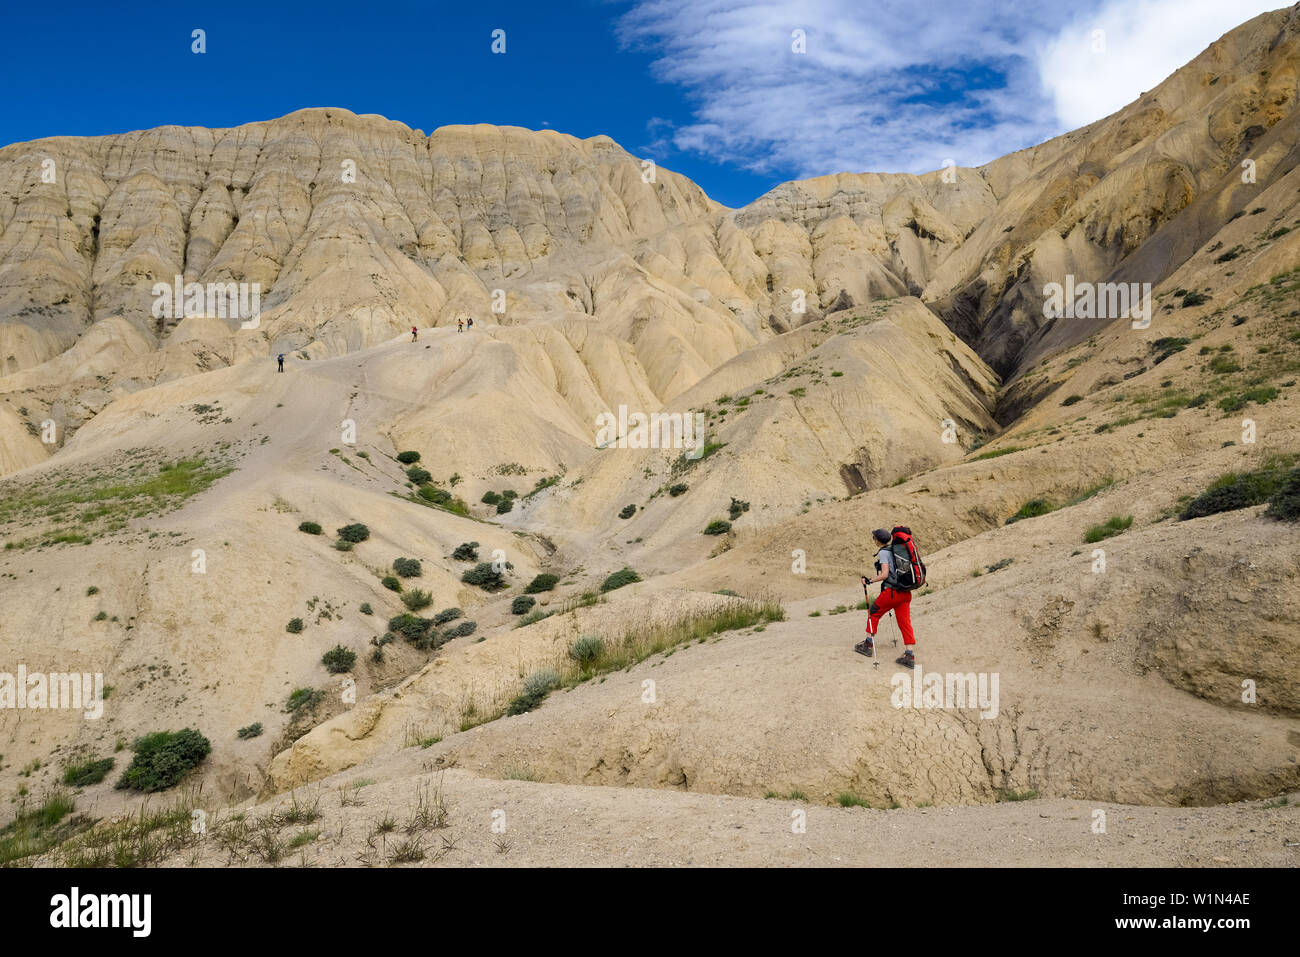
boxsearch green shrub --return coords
[1181,291,1210,307]
[972,446,1022,460]
[447,620,477,638]
[433,607,464,625]
[286,617,304,634]
[115,729,211,792]
[401,588,433,611]
[506,669,559,716]
[359,602,373,615]
[1006,499,1055,524]
[417,485,452,505]
[297,521,322,535]
[462,563,508,591]
[337,523,370,543]
[496,498,514,514]
[1264,469,1300,522]
[512,595,536,615]
[502,489,518,500]
[619,504,636,519]
[1083,515,1133,543]
[728,498,750,520]
[285,688,324,713]
[668,483,688,496]
[381,576,402,592]
[396,451,421,465]
[63,757,114,787]
[1217,387,1279,413]
[1060,395,1083,406]
[600,567,641,592]
[1208,355,1240,374]
[388,614,434,644]
[393,557,422,578]
[237,723,263,739]
[568,635,604,667]
[452,541,479,562]
[703,519,732,535]
[481,491,501,505]
[1182,459,1298,520]
[406,466,432,485]
[524,573,558,594]
[322,645,357,674]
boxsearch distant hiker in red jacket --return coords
[457,317,464,333]
[855,528,921,669]
[411,325,418,342]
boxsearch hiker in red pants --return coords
[855,528,920,669]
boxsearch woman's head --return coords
[872,529,891,545]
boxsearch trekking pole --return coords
[861,576,878,669]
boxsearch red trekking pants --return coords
[866,587,915,645]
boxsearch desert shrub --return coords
[286,617,304,634]
[448,620,477,638]
[115,729,211,793]
[1217,387,1279,413]
[481,491,501,505]
[1006,499,1055,524]
[334,540,353,551]
[972,446,1022,460]
[668,483,688,496]
[511,595,536,615]
[433,607,463,625]
[1181,458,1298,520]
[63,757,114,787]
[417,485,452,505]
[1181,291,1210,307]
[568,635,604,667]
[452,541,479,561]
[462,563,507,591]
[502,489,518,499]
[1084,515,1133,543]
[381,576,402,592]
[337,523,370,543]
[496,498,514,514]
[387,613,434,644]
[322,645,357,674]
[619,504,636,519]
[1208,355,1240,374]
[393,557,422,578]
[359,602,373,615]
[406,466,432,485]
[524,573,559,594]
[1264,469,1300,521]
[401,588,433,611]
[396,451,421,464]
[297,521,322,535]
[703,519,732,535]
[728,497,750,520]
[600,567,641,592]
[285,688,324,713]
[237,723,263,739]
[1060,395,1083,406]
[506,669,559,716]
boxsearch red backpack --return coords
[885,526,926,591]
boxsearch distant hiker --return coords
[466,316,474,330]
[457,317,464,333]
[411,325,418,342]
[855,526,926,668]
[276,353,284,373]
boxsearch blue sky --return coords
[0,0,1282,208]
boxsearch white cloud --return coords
[1037,0,1282,129]
[616,0,1283,182]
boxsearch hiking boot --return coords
[854,638,874,658]
[895,649,916,669]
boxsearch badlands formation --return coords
[1,8,1298,865]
